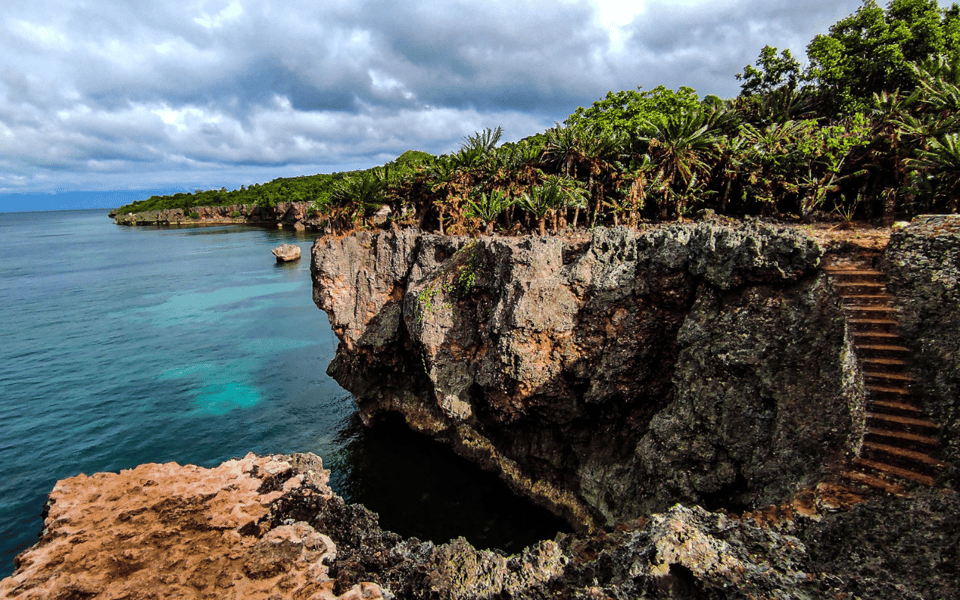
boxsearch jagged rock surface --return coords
[5,454,956,599]
[883,215,960,487]
[312,223,858,527]
[0,453,383,600]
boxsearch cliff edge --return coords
[312,221,859,527]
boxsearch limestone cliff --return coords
[312,222,861,528]
[113,201,318,230]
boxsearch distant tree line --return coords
[117,0,960,233]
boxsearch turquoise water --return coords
[0,210,566,577]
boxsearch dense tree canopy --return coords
[807,0,960,113]
[564,86,705,137]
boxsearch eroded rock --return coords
[273,243,302,262]
[0,453,381,600]
[4,457,957,597]
[311,223,856,527]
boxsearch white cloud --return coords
[194,1,244,29]
[0,0,867,199]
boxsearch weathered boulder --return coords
[883,214,960,487]
[273,243,302,262]
[312,223,858,527]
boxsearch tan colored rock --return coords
[0,453,381,600]
[272,243,302,262]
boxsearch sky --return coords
[0,0,867,211]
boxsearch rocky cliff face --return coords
[114,201,318,229]
[5,453,956,599]
[883,215,960,487]
[312,222,861,528]
[6,218,958,599]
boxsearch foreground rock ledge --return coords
[4,453,958,599]
[0,454,383,600]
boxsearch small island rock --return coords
[272,243,301,262]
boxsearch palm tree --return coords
[330,167,391,231]
[641,110,723,219]
[614,154,663,227]
[466,189,512,234]
[543,174,588,231]
[462,126,504,153]
[906,133,960,213]
[737,120,806,209]
[868,90,919,224]
[543,123,583,179]
[518,179,579,235]
[578,129,625,227]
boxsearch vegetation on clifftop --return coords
[116,0,960,233]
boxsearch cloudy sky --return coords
[1,0,866,209]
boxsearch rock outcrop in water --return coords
[273,243,303,262]
[311,221,859,527]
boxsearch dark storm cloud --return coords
[621,0,863,96]
[351,0,612,113]
[0,0,867,196]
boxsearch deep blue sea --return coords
[0,210,565,578]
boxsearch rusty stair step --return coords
[834,281,885,288]
[825,267,884,275]
[861,442,946,467]
[861,357,908,368]
[844,306,898,315]
[867,412,939,430]
[848,315,899,327]
[852,457,936,486]
[864,371,914,383]
[860,344,910,354]
[853,331,901,343]
[841,469,905,494]
[869,399,922,414]
[848,317,899,326]
[866,427,939,447]
[866,384,910,396]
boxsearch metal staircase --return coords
[824,257,946,493]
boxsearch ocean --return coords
[0,209,565,578]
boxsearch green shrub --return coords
[189,211,201,219]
